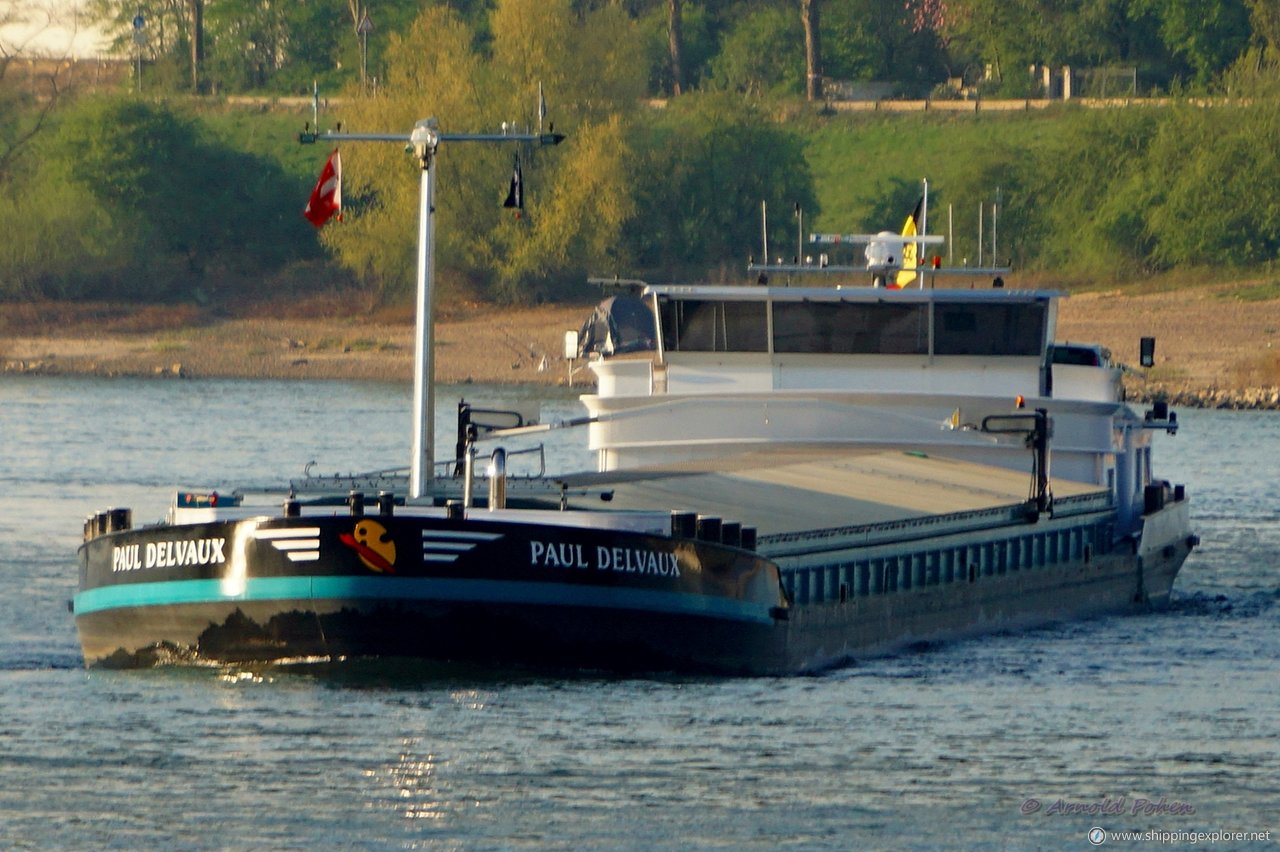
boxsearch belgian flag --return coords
[892,197,924,289]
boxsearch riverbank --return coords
[3,283,1278,408]
[1053,282,1280,409]
[0,298,588,387]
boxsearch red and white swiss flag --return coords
[303,149,342,228]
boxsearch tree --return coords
[639,0,720,95]
[321,1,649,302]
[190,0,204,91]
[1018,107,1162,276]
[1140,0,1252,83]
[495,116,638,299]
[818,0,945,91]
[820,0,895,81]
[629,95,819,272]
[1059,0,1153,66]
[1143,65,1280,266]
[202,0,289,91]
[941,0,1048,90]
[711,6,804,96]
[1250,0,1280,57]
[84,0,430,95]
[0,1,76,179]
[86,0,196,88]
[669,0,685,96]
[29,97,314,296]
[802,0,821,100]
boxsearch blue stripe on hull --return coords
[74,576,775,625]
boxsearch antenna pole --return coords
[978,203,984,267]
[919,178,929,289]
[797,206,803,264]
[761,201,769,266]
[991,202,997,267]
[992,186,1001,266]
[947,203,954,266]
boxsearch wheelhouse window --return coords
[933,303,1046,356]
[659,299,768,352]
[653,294,1048,358]
[772,302,928,355]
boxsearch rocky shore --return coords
[3,283,1278,409]
[1125,383,1280,410]
[1055,282,1280,411]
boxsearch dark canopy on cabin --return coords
[578,297,658,358]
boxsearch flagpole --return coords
[302,116,565,502]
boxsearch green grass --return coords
[1218,280,1280,302]
[345,338,401,352]
[803,110,1076,233]
[197,103,321,183]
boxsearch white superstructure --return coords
[579,282,1175,539]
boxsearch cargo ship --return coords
[72,121,1195,673]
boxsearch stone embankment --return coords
[1127,383,1280,411]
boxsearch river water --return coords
[0,377,1275,849]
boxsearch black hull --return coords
[75,512,788,674]
[77,599,785,674]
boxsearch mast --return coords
[302,111,565,501]
[409,121,438,501]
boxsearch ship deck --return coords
[558,449,1106,539]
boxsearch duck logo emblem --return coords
[339,520,397,573]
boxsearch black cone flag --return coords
[503,154,523,212]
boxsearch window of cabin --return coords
[772,302,928,354]
[933,303,1046,356]
[659,299,768,352]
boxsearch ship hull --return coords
[74,513,787,673]
[75,598,786,674]
[75,501,1193,675]
[774,499,1193,671]
[782,530,1191,671]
